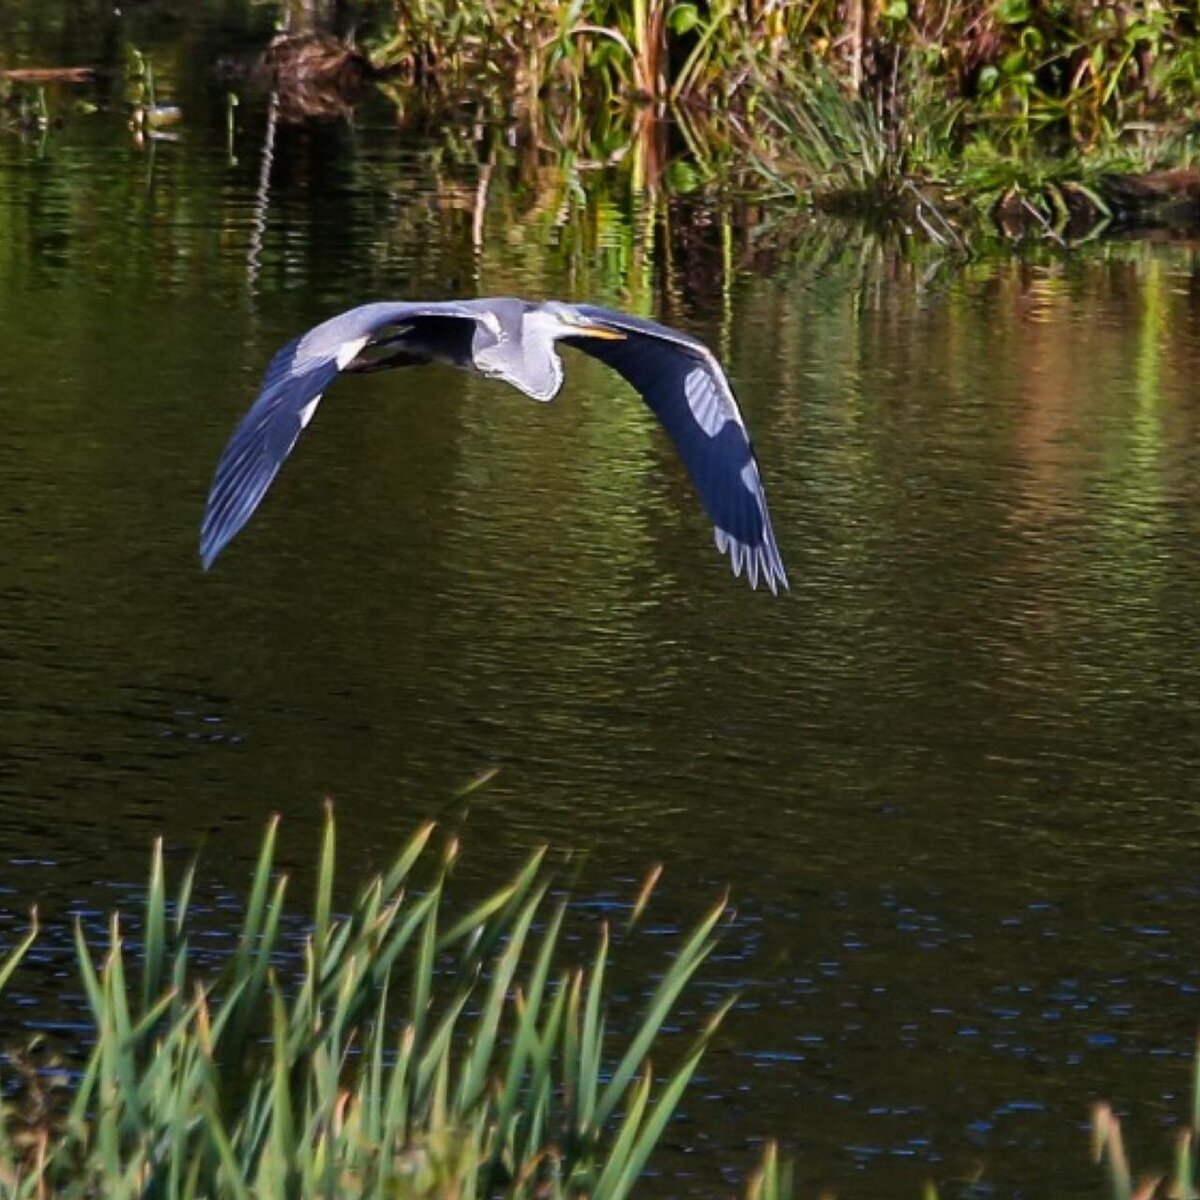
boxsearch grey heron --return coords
[200,297,788,592]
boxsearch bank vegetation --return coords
[357,0,1200,239]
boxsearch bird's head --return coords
[537,301,627,342]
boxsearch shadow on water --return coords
[4,5,1200,1198]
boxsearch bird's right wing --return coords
[200,301,481,569]
[565,305,788,593]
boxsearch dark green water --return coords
[5,6,1200,1197]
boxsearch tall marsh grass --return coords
[0,812,784,1199]
[363,0,1200,227]
[370,0,1200,133]
[3,809,1200,1197]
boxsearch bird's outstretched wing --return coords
[564,305,788,593]
[200,300,481,569]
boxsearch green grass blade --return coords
[237,874,288,1045]
[410,880,442,1045]
[364,974,391,1147]
[270,979,296,1158]
[436,881,519,954]
[626,865,662,935]
[592,1068,652,1200]
[174,859,197,939]
[457,884,545,1112]
[105,915,134,1048]
[142,836,166,1013]
[1192,1031,1200,1136]
[314,802,336,970]
[206,1104,254,1200]
[414,992,471,1112]
[563,967,583,1113]
[605,996,738,1200]
[379,820,437,897]
[382,1022,416,1145]
[0,909,37,994]
[577,923,609,1132]
[1173,1131,1193,1200]
[232,815,279,985]
[367,886,441,992]
[73,917,106,1022]
[594,896,725,1128]
[509,974,569,1170]
[438,846,547,955]
[495,903,567,1127]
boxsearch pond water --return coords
[4,5,1200,1198]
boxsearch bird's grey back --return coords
[464,297,531,343]
[295,299,527,365]
[465,297,567,400]
[295,302,419,363]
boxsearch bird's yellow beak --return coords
[578,324,626,341]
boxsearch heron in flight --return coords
[200,297,788,592]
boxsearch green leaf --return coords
[666,161,701,194]
[594,896,726,1128]
[0,909,37,995]
[143,837,167,1013]
[668,3,701,34]
[313,802,336,969]
[996,0,1031,23]
[1001,49,1029,75]
[1019,25,1044,53]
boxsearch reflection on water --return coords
[4,13,1200,1199]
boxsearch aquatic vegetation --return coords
[0,811,773,1198]
[371,0,793,109]
[364,1,1200,132]
[11,0,1200,237]
[359,0,1200,237]
[747,56,906,210]
[1093,1090,1200,1200]
[4,812,1200,1197]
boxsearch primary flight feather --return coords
[200,297,788,593]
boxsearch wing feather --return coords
[565,305,788,593]
[200,301,482,569]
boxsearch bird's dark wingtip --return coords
[716,526,788,595]
[199,527,225,572]
[765,546,789,594]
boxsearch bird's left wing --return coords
[564,305,788,593]
[200,300,480,570]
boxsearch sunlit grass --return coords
[0,811,753,1198]
[1092,1050,1200,1200]
[355,0,1200,239]
[5,810,1200,1197]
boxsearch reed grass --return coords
[368,1,1200,134]
[360,0,1200,236]
[0,812,754,1199]
[5,810,1200,1197]
[1091,1036,1200,1200]
[747,56,904,209]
